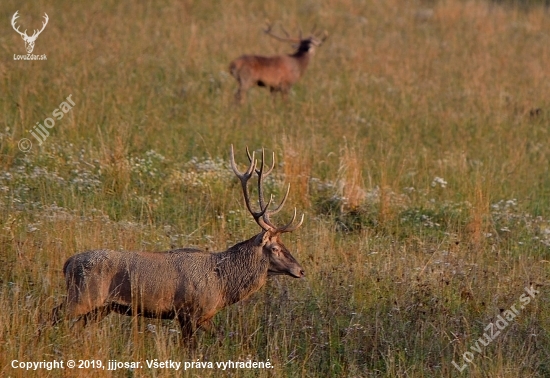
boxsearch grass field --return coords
[1,0,549,376]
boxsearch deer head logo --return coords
[11,11,49,54]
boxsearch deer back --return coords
[63,249,222,314]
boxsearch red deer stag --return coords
[49,146,304,343]
[229,21,328,103]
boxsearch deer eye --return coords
[271,245,281,255]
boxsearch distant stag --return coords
[49,146,304,343]
[229,21,328,103]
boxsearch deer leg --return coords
[198,317,220,336]
[177,314,197,348]
[235,76,256,104]
[234,78,247,104]
[198,319,213,333]
[80,306,112,326]
[281,87,290,101]
[235,86,249,104]
[36,300,65,337]
[48,297,89,326]
[199,318,224,346]
[234,88,243,103]
[46,298,111,331]
[49,301,65,326]
[269,87,279,102]
[56,288,111,327]
[68,308,108,329]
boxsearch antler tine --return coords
[280,24,291,39]
[265,150,276,175]
[256,148,267,209]
[230,145,257,216]
[11,11,19,25]
[264,19,273,34]
[263,21,302,44]
[311,24,317,35]
[256,148,280,230]
[245,146,254,167]
[277,208,305,233]
[11,11,26,37]
[37,13,49,35]
[310,30,328,46]
[267,183,291,216]
[231,145,256,177]
[246,147,275,176]
[31,13,49,38]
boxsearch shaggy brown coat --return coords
[50,231,304,339]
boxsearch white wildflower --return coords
[431,176,448,188]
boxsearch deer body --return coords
[230,44,313,102]
[230,22,327,103]
[50,147,304,342]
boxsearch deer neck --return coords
[290,51,311,76]
[216,236,269,306]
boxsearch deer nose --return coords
[300,269,305,277]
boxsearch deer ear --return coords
[254,231,272,246]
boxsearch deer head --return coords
[11,11,49,54]
[264,20,328,54]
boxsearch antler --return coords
[230,145,304,234]
[11,11,26,38]
[310,30,329,46]
[246,146,275,176]
[246,147,289,216]
[11,11,48,41]
[317,30,329,43]
[32,13,49,39]
[264,20,302,44]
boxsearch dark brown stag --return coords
[49,146,304,343]
[229,21,328,103]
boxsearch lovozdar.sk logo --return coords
[11,10,48,60]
